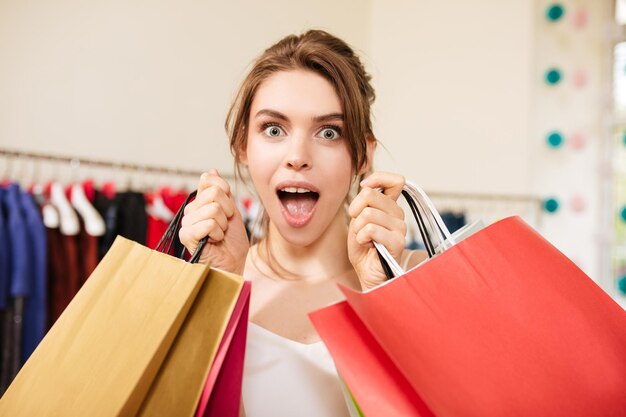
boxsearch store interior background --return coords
[1,0,626,306]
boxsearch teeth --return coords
[281,187,312,193]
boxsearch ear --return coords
[358,134,376,175]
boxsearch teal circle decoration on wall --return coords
[546,131,564,148]
[618,275,626,295]
[621,206,626,222]
[546,4,565,21]
[545,68,562,85]
[544,198,560,213]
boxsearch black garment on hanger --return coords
[99,191,147,257]
[93,189,114,260]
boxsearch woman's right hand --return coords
[179,169,250,274]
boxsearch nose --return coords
[284,134,311,171]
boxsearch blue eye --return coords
[319,126,341,140]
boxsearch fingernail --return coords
[360,178,368,187]
[209,168,218,176]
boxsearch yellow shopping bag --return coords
[0,191,248,417]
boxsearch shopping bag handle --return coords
[374,180,453,279]
[155,190,207,264]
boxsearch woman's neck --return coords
[256,208,354,282]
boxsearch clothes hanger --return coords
[64,158,104,236]
[42,203,60,229]
[50,181,80,236]
[26,160,60,229]
[70,183,105,236]
[1,155,16,187]
[146,191,174,222]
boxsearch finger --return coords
[350,207,407,238]
[196,186,235,217]
[355,223,405,253]
[348,187,405,220]
[197,169,231,196]
[360,171,405,200]
[180,218,225,245]
[185,185,235,218]
[181,202,228,232]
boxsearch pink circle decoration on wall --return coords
[570,195,587,213]
[570,70,588,88]
[571,7,589,29]
[568,132,587,150]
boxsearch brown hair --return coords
[224,29,377,278]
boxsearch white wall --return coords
[369,0,534,196]
[0,0,535,197]
[0,0,370,178]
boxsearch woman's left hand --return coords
[348,171,406,291]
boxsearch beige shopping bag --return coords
[0,235,244,417]
[138,267,246,417]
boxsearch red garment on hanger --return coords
[77,224,99,286]
[47,230,80,327]
[145,192,169,250]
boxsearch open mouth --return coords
[277,186,320,227]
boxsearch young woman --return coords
[180,29,426,417]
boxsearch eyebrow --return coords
[254,109,344,123]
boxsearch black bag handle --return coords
[155,190,207,264]
[376,186,451,280]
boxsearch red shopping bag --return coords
[310,216,626,417]
[196,280,251,417]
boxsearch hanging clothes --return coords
[73,183,101,286]
[0,187,9,395]
[45,220,65,329]
[0,170,260,393]
[93,187,115,260]
[44,183,81,326]
[99,191,148,256]
[77,225,99,287]
[161,188,187,257]
[145,191,174,250]
[19,190,47,363]
[0,183,29,394]
[440,211,467,234]
[0,187,9,309]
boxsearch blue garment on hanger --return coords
[19,190,47,362]
[440,212,466,234]
[407,240,425,250]
[1,183,29,392]
[4,183,29,298]
[0,187,9,309]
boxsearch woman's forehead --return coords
[251,69,342,119]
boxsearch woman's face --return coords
[242,69,354,247]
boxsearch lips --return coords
[276,181,320,227]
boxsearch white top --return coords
[242,322,356,417]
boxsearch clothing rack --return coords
[1,147,541,206]
[426,190,541,205]
[0,148,236,180]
